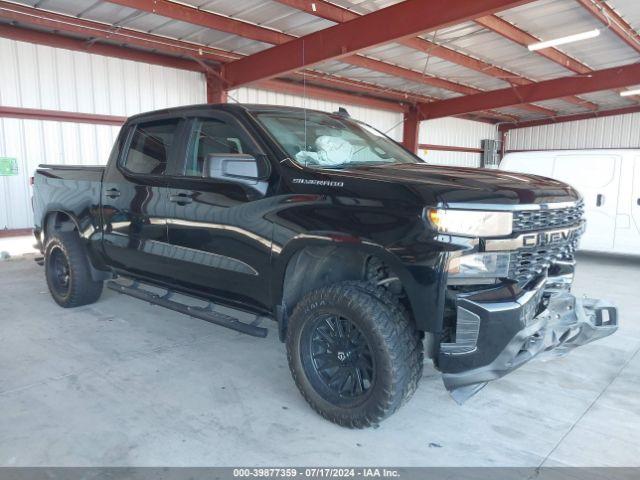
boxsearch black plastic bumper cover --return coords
[440,282,618,403]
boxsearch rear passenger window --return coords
[123,120,180,175]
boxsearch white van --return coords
[500,149,640,255]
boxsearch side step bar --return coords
[106,280,268,338]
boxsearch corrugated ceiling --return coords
[1,0,639,123]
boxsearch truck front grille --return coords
[512,201,584,233]
[509,238,579,286]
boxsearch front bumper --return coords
[439,278,618,403]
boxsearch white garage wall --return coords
[229,87,405,141]
[506,111,640,151]
[0,38,206,230]
[417,117,498,167]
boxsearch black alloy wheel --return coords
[286,281,424,428]
[48,245,71,296]
[306,314,375,403]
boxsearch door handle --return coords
[637,198,640,206]
[105,188,121,199]
[169,193,194,205]
[596,194,604,207]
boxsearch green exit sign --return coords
[0,157,18,176]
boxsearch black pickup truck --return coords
[32,103,617,428]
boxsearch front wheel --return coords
[44,232,103,308]
[286,281,423,428]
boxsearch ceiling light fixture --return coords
[620,89,640,97]
[528,28,600,51]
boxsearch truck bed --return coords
[32,164,106,242]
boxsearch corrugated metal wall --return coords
[506,111,640,151]
[418,117,498,167]
[229,87,405,141]
[0,38,206,230]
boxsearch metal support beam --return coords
[107,0,292,45]
[576,0,640,54]
[103,0,542,117]
[0,0,238,63]
[0,24,205,72]
[254,80,406,113]
[274,0,592,112]
[474,14,601,110]
[0,105,126,125]
[498,105,640,131]
[402,108,420,153]
[475,15,591,74]
[0,24,419,114]
[206,69,227,104]
[419,63,640,120]
[223,0,535,87]
[419,144,483,154]
[3,1,431,108]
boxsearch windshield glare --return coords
[253,110,422,169]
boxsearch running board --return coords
[106,280,268,338]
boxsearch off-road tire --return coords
[286,281,423,428]
[44,232,103,308]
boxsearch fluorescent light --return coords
[620,89,640,97]
[528,29,600,51]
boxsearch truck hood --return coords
[328,162,581,207]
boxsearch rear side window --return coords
[123,120,180,175]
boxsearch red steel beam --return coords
[419,144,483,154]
[255,79,406,112]
[0,228,33,238]
[222,0,536,87]
[0,0,239,63]
[0,24,413,111]
[0,24,205,72]
[206,69,227,104]
[289,71,436,104]
[475,15,591,74]
[402,108,420,153]
[0,105,126,125]
[103,0,542,116]
[576,0,640,54]
[419,62,640,120]
[274,0,593,112]
[107,0,292,45]
[498,104,640,131]
[476,14,630,105]
[274,0,527,85]
[0,6,427,112]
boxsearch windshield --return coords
[253,110,422,169]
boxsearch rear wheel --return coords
[286,281,423,428]
[45,232,103,308]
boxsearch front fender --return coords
[272,232,448,333]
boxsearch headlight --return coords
[426,208,512,237]
[448,252,511,279]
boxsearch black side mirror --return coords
[203,153,269,193]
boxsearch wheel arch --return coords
[41,209,111,281]
[273,236,421,339]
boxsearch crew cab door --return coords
[101,117,186,280]
[163,113,274,311]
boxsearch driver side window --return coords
[184,117,257,177]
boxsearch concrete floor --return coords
[0,252,639,467]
